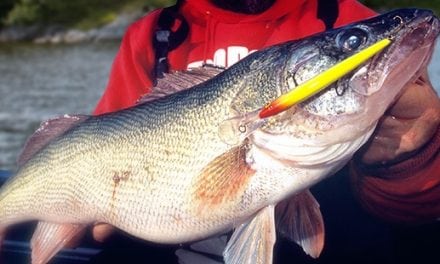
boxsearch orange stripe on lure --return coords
[259,38,392,119]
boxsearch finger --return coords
[360,116,403,164]
[361,72,440,164]
[389,69,438,119]
[92,223,114,242]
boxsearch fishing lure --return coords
[259,38,392,118]
[219,38,392,145]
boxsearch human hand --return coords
[92,223,115,242]
[359,69,440,165]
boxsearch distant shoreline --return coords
[0,1,438,44]
[0,0,171,44]
[0,10,143,44]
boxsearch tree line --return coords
[0,0,174,29]
[1,1,438,29]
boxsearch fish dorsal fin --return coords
[193,143,255,213]
[138,66,224,104]
[224,205,276,264]
[276,190,325,258]
[17,114,88,167]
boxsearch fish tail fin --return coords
[31,222,86,264]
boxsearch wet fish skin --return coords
[0,8,439,264]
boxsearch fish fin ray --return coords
[224,205,276,264]
[193,143,255,211]
[18,114,89,167]
[138,66,224,104]
[276,190,325,258]
[31,222,86,264]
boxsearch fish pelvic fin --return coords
[224,205,276,264]
[31,222,86,264]
[276,190,325,258]
[192,143,255,214]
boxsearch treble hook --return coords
[388,15,405,40]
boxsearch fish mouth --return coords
[388,11,439,54]
[281,10,438,145]
[254,10,439,147]
[354,10,439,96]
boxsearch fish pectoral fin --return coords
[18,114,89,167]
[31,222,86,264]
[224,205,276,264]
[193,143,255,211]
[276,190,325,258]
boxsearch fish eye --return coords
[337,28,369,52]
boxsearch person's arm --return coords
[93,10,162,115]
[350,70,440,223]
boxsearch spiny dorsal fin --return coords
[276,190,325,258]
[18,114,89,167]
[138,66,224,104]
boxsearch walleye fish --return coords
[0,8,438,264]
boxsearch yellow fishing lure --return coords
[259,38,392,118]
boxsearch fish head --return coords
[345,8,439,112]
[242,9,439,167]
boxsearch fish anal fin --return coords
[224,205,276,264]
[138,66,224,104]
[276,190,325,258]
[192,144,255,212]
[31,222,86,264]
[18,114,88,167]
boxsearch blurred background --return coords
[0,1,439,264]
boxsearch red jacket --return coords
[94,0,375,114]
[93,0,439,223]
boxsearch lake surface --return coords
[0,41,440,170]
[0,42,119,170]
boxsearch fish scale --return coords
[0,8,439,264]
[0,68,248,240]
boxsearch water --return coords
[0,41,440,170]
[0,42,119,170]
